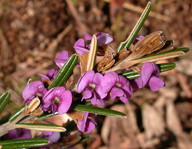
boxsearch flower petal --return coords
[77,71,95,93]
[82,88,92,100]
[149,76,165,91]
[22,81,47,103]
[95,32,113,46]
[74,39,89,56]
[77,112,96,133]
[58,90,72,114]
[56,51,70,60]
[84,33,92,41]
[110,87,124,100]
[38,73,50,82]
[102,72,118,93]
[119,75,133,98]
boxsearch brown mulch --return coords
[0,0,192,148]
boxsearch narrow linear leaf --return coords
[74,104,127,118]
[135,47,190,61]
[86,35,98,71]
[37,111,58,119]
[122,63,176,79]
[48,54,78,89]
[117,2,152,53]
[127,48,187,68]
[57,55,78,87]
[158,63,176,72]
[0,92,11,113]
[15,123,66,132]
[9,106,25,122]
[0,138,49,149]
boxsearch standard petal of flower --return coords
[74,39,89,56]
[110,87,124,100]
[93,73,107,99]
[42,88,55,103]
[77,71,95,93]
[55,51,70,68]
[102,72,118,93]
[96,32,113,46]
[54,59,65,69]
[22,81,47,103]
[38,73,50,82]
[148,76,165,91]
[56,51,70,60]
[84,33,92,40]
[58,90,72,114]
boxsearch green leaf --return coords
[0,92,11,114]
[74,104,127,118]
[37,111,58,119]
[9,106,25,122]
[0,138,49,149]
[117,2,152,53]
[122,63,176,79]
[135,47,190,61]
[15,123,66,132]
[48,54,78,89]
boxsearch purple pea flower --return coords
[131,62,165,91]
[77,71,106,107]
[74,32,113,56]
[6,129,32,140]
[40,131,60,144]
[133,35,145,44]
[22,81,47,104]
[42,87,72,115]
[102,72,133,103]
[38,69,58,82]
[77,112,96,133]
[54,51,71,69]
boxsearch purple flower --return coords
[102,72,133,103]
[77,71,106,106]
[40,131,60,144]
[131,62,165,91]
[133,35,145,44]
[77,112,96,133]
[74,32,113,56]
[42,87,72,115]
[6,129,32,140]
[54,51,71,68]
[22,81,47,104]
[38,69,58,82]
[84,32,113,46]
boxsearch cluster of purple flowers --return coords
[19,32,164,142]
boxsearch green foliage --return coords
[48,54,78,89]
